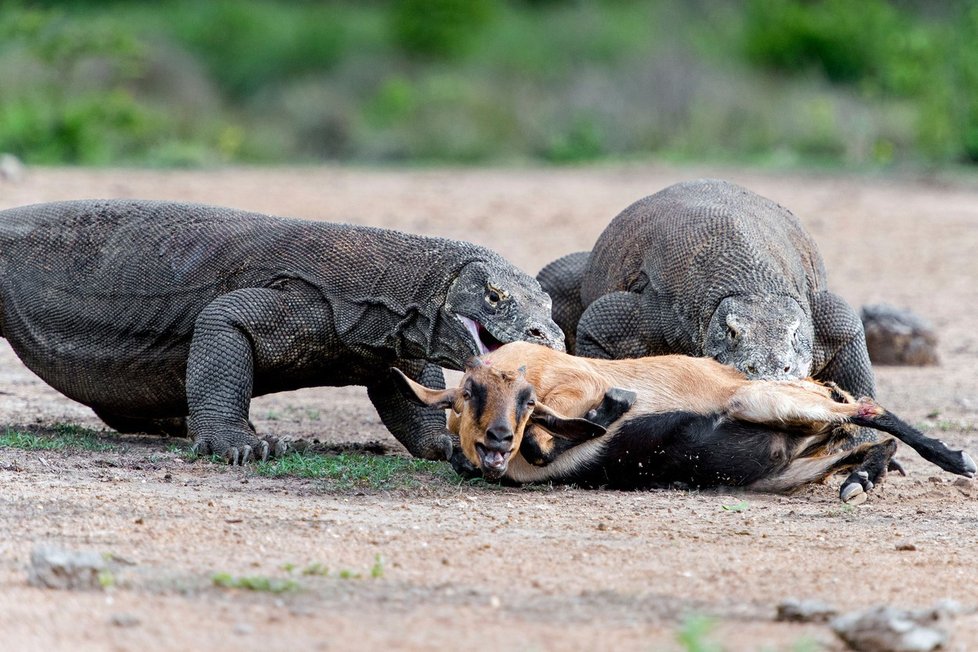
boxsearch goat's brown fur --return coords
[395,342,975,496]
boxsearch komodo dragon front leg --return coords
[186,286,310,464]
[536,251,590,353]
[574,292,649,360]
[575,288,692,360]
[368,360,459,463]
[186,284,458,465]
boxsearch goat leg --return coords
[585,387,638,428]
[849,401,976,478]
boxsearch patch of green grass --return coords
[0,424,115,452]
[301,562,329,577]
[211,572,299,593]
[277,555,383,581]
[922,418,978,434]
[676,614,722,652]
[97,570,116,589]
[254,451,459,490]
[821,502,858,520]
[370,554,384,579]
[720,500,749,512]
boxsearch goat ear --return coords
[390,368,458,409]
[530,402,606,443]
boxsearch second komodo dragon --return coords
[0,200,564,464]
[538,179,889,500]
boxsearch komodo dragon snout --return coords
[442,262,565,365]
[703,295,815,381]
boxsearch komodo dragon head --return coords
[439,261,565,367]
[703,295,814,381]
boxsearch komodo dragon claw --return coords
[191,436,287,465]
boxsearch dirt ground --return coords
[1,164,977,652]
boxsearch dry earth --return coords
[1,164,977,652]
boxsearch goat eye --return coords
[526,399,535,407]
[486,290,500,305]
[461,389,471,400]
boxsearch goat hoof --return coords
[960,452,977,478]
[840,482,867,505]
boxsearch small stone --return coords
[776,598,838,623]
[895,543,917,551]
[832,605,951,652]
[233,622,254,636]
[860,304,939,366]
[28,545,107,591]
[0,153,24,182]
[110,613,141,628]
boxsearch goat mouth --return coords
[475,442,511,478]
[457,315,504,356]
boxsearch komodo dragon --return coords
[0,199,564,464]
[537,179,888,501]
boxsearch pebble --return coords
[860,304,939,366]
[28,545,107,591]
[776,598,838,623]
[0,153,24,182]
[110,613,141,628]
[831,604,954,652]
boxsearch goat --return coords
[393,341,976,501]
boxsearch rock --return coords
[28,545,107,591]
[0,153,24,183]
[110,613,141,628]
[776,598,839,623]
[831,605,952,652]
[860,304,939,366]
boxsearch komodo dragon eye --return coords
[485,283,508,307]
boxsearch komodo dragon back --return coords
[582,178,827,313]
[577,179,830,380]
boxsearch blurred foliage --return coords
[390,0,496,58]
[163,0,350,98]
[1,0,978,167]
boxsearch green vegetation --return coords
[2,1,977,168]
[676,615,722,652]
[254,451,459,489]
[211,571,299,593]
[0,424,115,451]
[720,500,749,512]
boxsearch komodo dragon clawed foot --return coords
[191,433,288,465]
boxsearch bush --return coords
[389,0,496,58]
[743,0,908,89]
[163,0,348,98]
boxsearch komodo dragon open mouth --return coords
[457,315,504,355]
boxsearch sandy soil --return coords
[1,164,977,652]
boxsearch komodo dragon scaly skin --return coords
[537,179,888,502]
[0,200,564,464]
